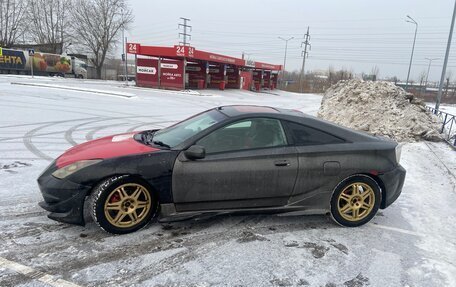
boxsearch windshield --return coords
[152,109,226,148]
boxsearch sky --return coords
[125,0,456,82]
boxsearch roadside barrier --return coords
[427,106,456,146]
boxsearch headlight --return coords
[52,159,102,179]
[395,144,403,164]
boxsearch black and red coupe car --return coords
[38,105,405,234]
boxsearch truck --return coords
[0,48,87,78]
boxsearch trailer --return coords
[0,48,87,78]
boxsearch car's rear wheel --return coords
[330,175,381,227]
[89,175,158,234]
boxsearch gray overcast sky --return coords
[125,0,456,82]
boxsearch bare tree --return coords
[71,0,133,79]
[370,65,380,81]
[445,70,453,98]
[0,0,27,47]
[418,70,427,86]
[27,0,72,53]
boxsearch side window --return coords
[286,121,345,146]
[197,118,288,154]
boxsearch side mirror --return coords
[184,145,206,160]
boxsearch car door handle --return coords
[274,160,290,167]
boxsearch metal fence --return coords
[426,106,456,146]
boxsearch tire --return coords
[330,175,381,227]
[89,175,158,234]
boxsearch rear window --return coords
[286,121,345,146]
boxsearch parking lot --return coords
[0,76,455,287]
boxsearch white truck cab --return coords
[71,57,87,79]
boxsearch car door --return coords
[172,118,298,212]
[283,120,347,209]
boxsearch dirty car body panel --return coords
[37,105,406,225]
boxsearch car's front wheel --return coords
[89,175,157,234]
[330,175,381,227]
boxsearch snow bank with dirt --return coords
[318,79,442,142]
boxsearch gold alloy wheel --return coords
[104,183,152,228]
[337,182,375,222]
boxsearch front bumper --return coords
[379,164,406,209]
[37,162,91,225]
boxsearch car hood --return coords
[56,132,159,168]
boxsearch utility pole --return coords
[125,36,128,85]
[299,27,311,93]
[178,17,192,90]
[122,9,127,85]
[424,57,439,92]
[405,15,418,91]
[178,17,192,46]
[278,36,294,89]
[436,0,456,112]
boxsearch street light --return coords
[278,36,294,88]
[65,42,72,54]
[405,15,418,91]
[424,57,439,90]
[435,0,456,112]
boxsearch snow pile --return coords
[318,79,442,142]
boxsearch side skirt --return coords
[158,203,328,223]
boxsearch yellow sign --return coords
[0,47,2,56]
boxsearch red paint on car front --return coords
[56,132,158,168]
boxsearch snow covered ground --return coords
[435,104,456,116]
[426,102,456,116]
[0,75,455,287]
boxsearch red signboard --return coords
[136,57,183,90]
[174,45,195,58]
[194,49,245,66]
[127,43,141,54]
[135,46,176,58]
[136,58,158,88]
[129,44,282,71]
[255,61,282,71]
[160,59,184,89]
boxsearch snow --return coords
[0,75,455,286]
[427,103,456,116]
[425,103,456,143]
[11,82,136,98]
[319,80,442,142]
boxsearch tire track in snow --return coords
[424,142,456,192]
[126,121,175,132]
[21,117,116,161]
[63,116,161,146]
[85,122,136,141]
[0,117,96,129]
[23,122,75,161]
